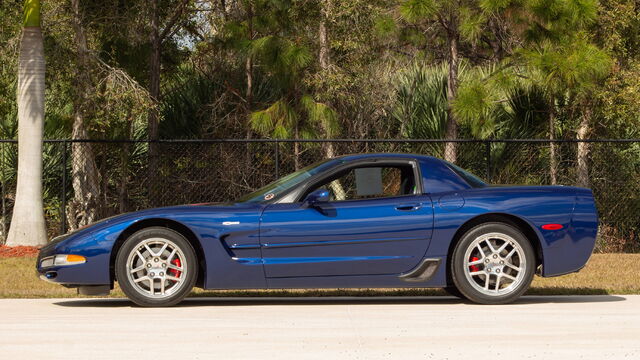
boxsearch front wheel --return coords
[116,227,197,307]
[451,222,535,304]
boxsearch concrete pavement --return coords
[0,295,638,359]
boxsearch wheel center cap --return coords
[149,265,165,276]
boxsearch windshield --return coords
[236,159,338,203]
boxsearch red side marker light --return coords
[541,223,563,230]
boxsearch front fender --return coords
[37,203,267,289]
[37,216,142,285]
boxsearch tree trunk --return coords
[576,105,591,188]
[245,1,254,170]
[148,0,161,207]
[444,21,459,164]
[548,97,558,185]
[317,1,344,198]
[6,26,47,246]
[245,57,253,114]
[318,0,336,159]
[318,1,330,71]
[67,0,101,231]
[245,1,253,111]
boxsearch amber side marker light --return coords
[40,254,87,268]
[541,224,564,230]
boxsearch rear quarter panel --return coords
[425,186,598,278]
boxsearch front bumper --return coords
[36,243,112,286]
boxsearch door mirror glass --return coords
[304,189,330,204]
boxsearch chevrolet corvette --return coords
[37,153,599,306]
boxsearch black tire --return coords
[116,227,197,307]
[443,286,466,299]
[451,222,535,305]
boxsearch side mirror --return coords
[303,189,330,207]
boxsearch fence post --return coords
[274,139,280,179]
[485,140,491,181]
[61,141,67,235]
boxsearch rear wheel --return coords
[451,222,535,304]
[116,227,197,307]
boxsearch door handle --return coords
[395,204,421,211]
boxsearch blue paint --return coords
[259,195,433,278]
[37,153,598,292]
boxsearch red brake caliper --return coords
[169,258,182,278]
[469,256,480,272]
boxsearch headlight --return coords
[40,254,86,268]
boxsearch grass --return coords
[0,254,638,299]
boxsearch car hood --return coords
[97,201,263,226]
[44,202,263,250]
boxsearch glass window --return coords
[307,164,417,202]
[236,159,339,203]
[445,162,486,188]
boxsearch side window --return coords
[309,164,416,202]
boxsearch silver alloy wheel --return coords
[463,232,526,296]
[126,238,188,298]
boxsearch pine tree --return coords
[452,0,611,184]
[395,0,497,163]
[246,1,339,169]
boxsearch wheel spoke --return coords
[166,275,181,282]
[484,274,490,290]
[167,263,183,271]
[502,273,517,281]
[505,248,517,259]
[504,262,521,272]
[495,275,501,291]
[136,250,146,262]
[484,239,497,253]
[143,243,155,256]
[158,243,168,257]
[134,276,149,283]
[468,259,483,266]
[160,278,166,295]
[469,271,484,277]
[167,248,177,262]
[130,265,145,274]
[476,244,488,258]
[496,241,509,254]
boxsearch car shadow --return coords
[53,293,627,308]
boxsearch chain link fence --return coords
[0,139,638,252]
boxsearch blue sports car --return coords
[37,153,599,306]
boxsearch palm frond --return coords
[300,95,339,138]
[250,99,297,138]
[392,62,448,139]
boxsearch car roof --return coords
[332,152,437,162]
[328,152,480,192]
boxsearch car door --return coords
[259,160,434,278]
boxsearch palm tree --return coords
[6,0,47,246]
